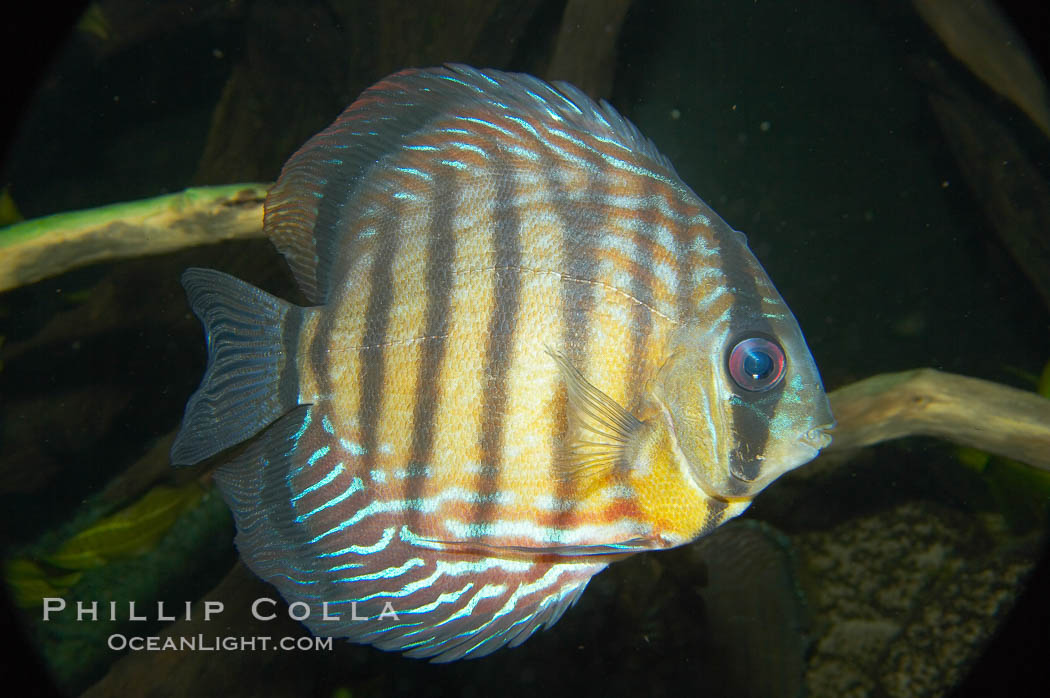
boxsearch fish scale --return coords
[171,64,833,661]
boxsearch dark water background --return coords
[2,1,1048,697]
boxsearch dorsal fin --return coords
[263,64,679,304]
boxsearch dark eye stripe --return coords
[702,219,783,481]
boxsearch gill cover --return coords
[652,293,832,501]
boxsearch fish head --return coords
[649,270,833,503]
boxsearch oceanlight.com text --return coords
[108,634,334,652]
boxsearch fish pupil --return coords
[743,350,773,380]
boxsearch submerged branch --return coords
[826,368,1050,472]
[0,184,269,292]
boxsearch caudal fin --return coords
[170,268,305,466]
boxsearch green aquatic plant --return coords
[0,187,22,227]
[955,359,1050,530]
[75,3,111,42]
[4,482,205,606]
[45,483,204,570]
[3,558,83,608]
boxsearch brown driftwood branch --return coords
[913,0,1050,138]
[0,184,268,292]
[926,79,1050,313]
[545,0,633,100]
[826,368,1050,471]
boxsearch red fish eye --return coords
[728,337,786,392]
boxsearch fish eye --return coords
[727,337,786,392]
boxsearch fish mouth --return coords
[799,422,835,453]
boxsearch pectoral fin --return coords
[546,348,643,494]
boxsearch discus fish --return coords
[170,65,833,661]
